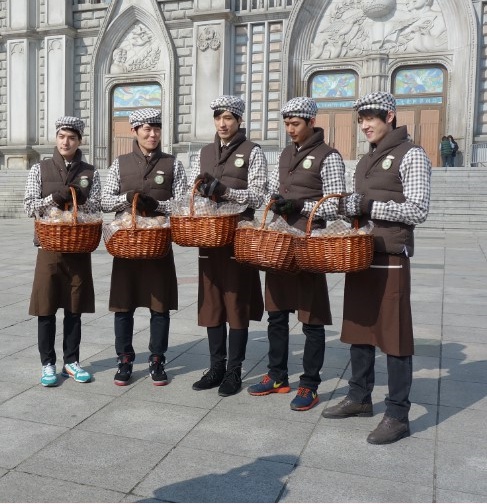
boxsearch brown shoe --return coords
[321,396,373,419]
[366,415,410,445]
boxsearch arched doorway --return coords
[309,71,358,160]
[110,82,162,163]
[393,66,447,166]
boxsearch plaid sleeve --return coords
[187,151,201,192]
[24,163,46,217]
[265,156,281,205]
[101,158,131,213]
[302,152,346,221]
[372,147,432,225]
[225,146,268,209]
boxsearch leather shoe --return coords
[366,415,410,445]
[321,396,373,418]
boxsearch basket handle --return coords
[191,180,204,217]
[130,192,141,229]
[305,193,350,237]
[65,186,78,224]
[258,199,277,230]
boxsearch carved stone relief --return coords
[110,23,161,74]
[311,0,447,60]
[196,26,221,52]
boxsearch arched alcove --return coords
[89,0,175,169]
[283,0,477,162]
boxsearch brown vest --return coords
[355,126,416,256]
[278,128,337,232]
[199,131,258,218]
[40,149,94,200]
[118,140,175,216]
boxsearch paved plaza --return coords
[0,217,486,503]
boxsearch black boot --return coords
[218,367,242,397]
[192,362,226,391]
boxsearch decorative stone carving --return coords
[311,0,447,59]
[196,26,221,52]
[109,23,161,74]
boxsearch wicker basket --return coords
[35,186,102,254]
[234,200,298,273]
[104,193,171,259]
[294,193,374,273]
[171,181,238,248]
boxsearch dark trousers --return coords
[114,309,170,362]
[267,310,326,390]
[38,310,81,366]
[348,344,412,421]
[207,323,248,370]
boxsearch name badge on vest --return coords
[154,170,164,185]
[302,156,314,169]
[234,154,245,168]
[79,176,89,188]
[382,155,394,170]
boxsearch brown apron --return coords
[341,253,413,356]
[198,245,264,328]
[29,249,95,316]
[265,270,332,326]
[109,247,178,312]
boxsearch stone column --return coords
[45,0,72,27]
[361,54,389,94]
[7,38,37,151]
[44,36,75,142]
[7,0,36,30]
[193,21,229,139]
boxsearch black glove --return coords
[51,186,73,208]
[195,172,227,198]
[270,194,304,216]
[126,191,137,205]
[137,193,159,212]
[359,196,374,216]
[69,179,91,205]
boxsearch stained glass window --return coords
[394,67,444,95]
[311,72,357,99]
[112,84,161,116]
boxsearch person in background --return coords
[188,95,267,397]
[448,135,459,167]
[440,135,453,167]
[247,97,346,411]
[321,91,432,445]
[101,108,187,386]
[24,116,101,387]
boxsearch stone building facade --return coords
[0,0,484,170]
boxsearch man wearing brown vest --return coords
[321,92,432,444]
[24,116,101,387]
[101,108,187,386]
[247,97,346,411]
[188,95,267,397]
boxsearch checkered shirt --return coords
[101,156,187,215]
[129,108,162,128]
[188,145,268,209]
[55,116,85,136]
[24,161,101,217]
[281,97,318,119]
[353,92,396,113]
[210,96,245,117]
[267,151,346,221]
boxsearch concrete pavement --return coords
[0,217,486,503]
